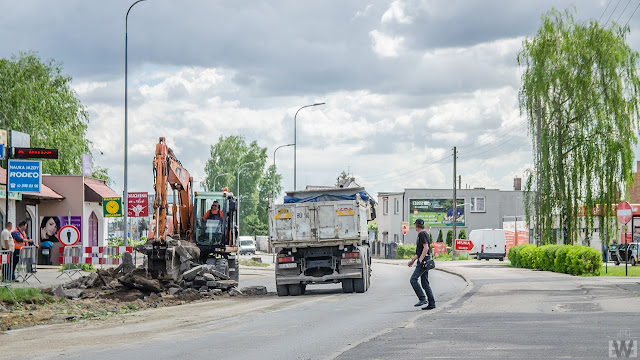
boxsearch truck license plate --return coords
[278,263,297,269]
[341,258,361,266]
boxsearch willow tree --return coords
[518,9,640,245]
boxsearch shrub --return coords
[397,244,416,259]
[519,245,537,269]
[566,246,602,276]
[534,245,559,271]
[554,246,572,274]
[508,245,522,267]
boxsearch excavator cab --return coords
[193,191,240,281]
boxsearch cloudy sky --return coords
[1,0,639,199]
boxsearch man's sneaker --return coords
[414,300,427,307]
[422,304,436,310]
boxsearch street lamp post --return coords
[124,0,146,247]
[273,144,294,202]
[294,102,325,190]
[237,161,257,235]
[213,172,230,191]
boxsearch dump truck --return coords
[269,187,375,296]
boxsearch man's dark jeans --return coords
[410,260,435,306]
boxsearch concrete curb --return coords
[434,266,468,283]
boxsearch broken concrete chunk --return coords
[228,288,243,296]
[240,286,268,295]
[202,273,216,282]
[181,265,204,282]
[168,287,181,296]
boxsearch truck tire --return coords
[499,257,504,262]
[342,279,354,293]
[289,284,303,296]
[216,258,229,278]
[354,270,366,293]
[276,285,289,296]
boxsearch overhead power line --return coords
[625,0,640,26]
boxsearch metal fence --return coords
[371,242,397,259]
[16,246,40,284]
[0,250,15,296]
[56,245,83,280]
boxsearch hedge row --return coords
[397,244,417,259]
[508,244,602,276]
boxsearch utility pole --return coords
[535,99,542,246]
[458,175,461,189]
[452,146,457,260]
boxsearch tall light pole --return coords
[124,0,146,247]
[237,161,257,235]
[213,172,230,191]
[294,102,325,190]
[273,144,294,201]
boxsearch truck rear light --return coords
[342,252,360,258]
[481,245,484,252]
[505,245,507,253]
[277,256,294,263]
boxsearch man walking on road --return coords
[407,219,436,310]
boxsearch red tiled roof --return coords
[84,177,119,198]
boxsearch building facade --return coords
[378,188,526,244]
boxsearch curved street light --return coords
[213,172,230,191]
[294,102,325,190]
[124,0,146,247]
[273,144,294,202]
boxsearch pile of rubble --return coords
[49,248,267,301]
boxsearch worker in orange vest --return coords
[11,221,38,280]
[203,201,224,221]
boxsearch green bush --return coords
[507,243,600,276]
[566,246,602,276]
[397,244,416,259]
[554,246,572,274]
[508,245,525,267]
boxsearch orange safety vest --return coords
[12,229,29,250]
[204,209,223,220]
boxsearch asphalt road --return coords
[337,261,640,360]
[3,260,466,360]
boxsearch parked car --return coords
[238,236,256,255]
[609,243,621,265]
[617,243,638,266]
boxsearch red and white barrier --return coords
[80,246,134,265]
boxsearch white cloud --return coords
[369,30,405,57]
[381,0,413,24]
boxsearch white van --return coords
[238,236,257,255]
[469,229,507,261]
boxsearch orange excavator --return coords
[144,137,240,280]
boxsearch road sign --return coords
[82,153,92,177]
[58,225,80,246]
[413,209,418,215]
[617,201,632,225]
[103,197,123,218]
[401,221,410,235]
[454,239,474,251]
[127,192,149,217]
[14,147,59,159]
[10,130,30,148]
[0,144,4,160]
[8,159,41,193]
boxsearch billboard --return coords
[8,159,41,193]
[39,216,82,243]
[410,199,465,227]
[127,192,149,217]
[503,220,529,251]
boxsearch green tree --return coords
[368,220,378,241]
[446,229,453,247]
[0,52,96,176]
[335,170,349,186]
[518,9,640,245]
[203,135,282,235]
[437,229,443,243]
[458,229,466,240]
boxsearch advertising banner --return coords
[503,220,529,251]
[8,159,41,193]
[39,216,82,243]
[433,242,447,257]
[409,199,465,227]
[104,197,123,218]
[127,192,149,217]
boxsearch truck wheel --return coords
[216,258,229,278]
[354,271,366,293]
[485,258,489,261]
[341,279,354,293]
[289,284,303,296]
[276,285,289,296]
[499,258,504,262]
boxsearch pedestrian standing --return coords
[407,219,436,310]
[11,221,37,281]
[1,222,12,280]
